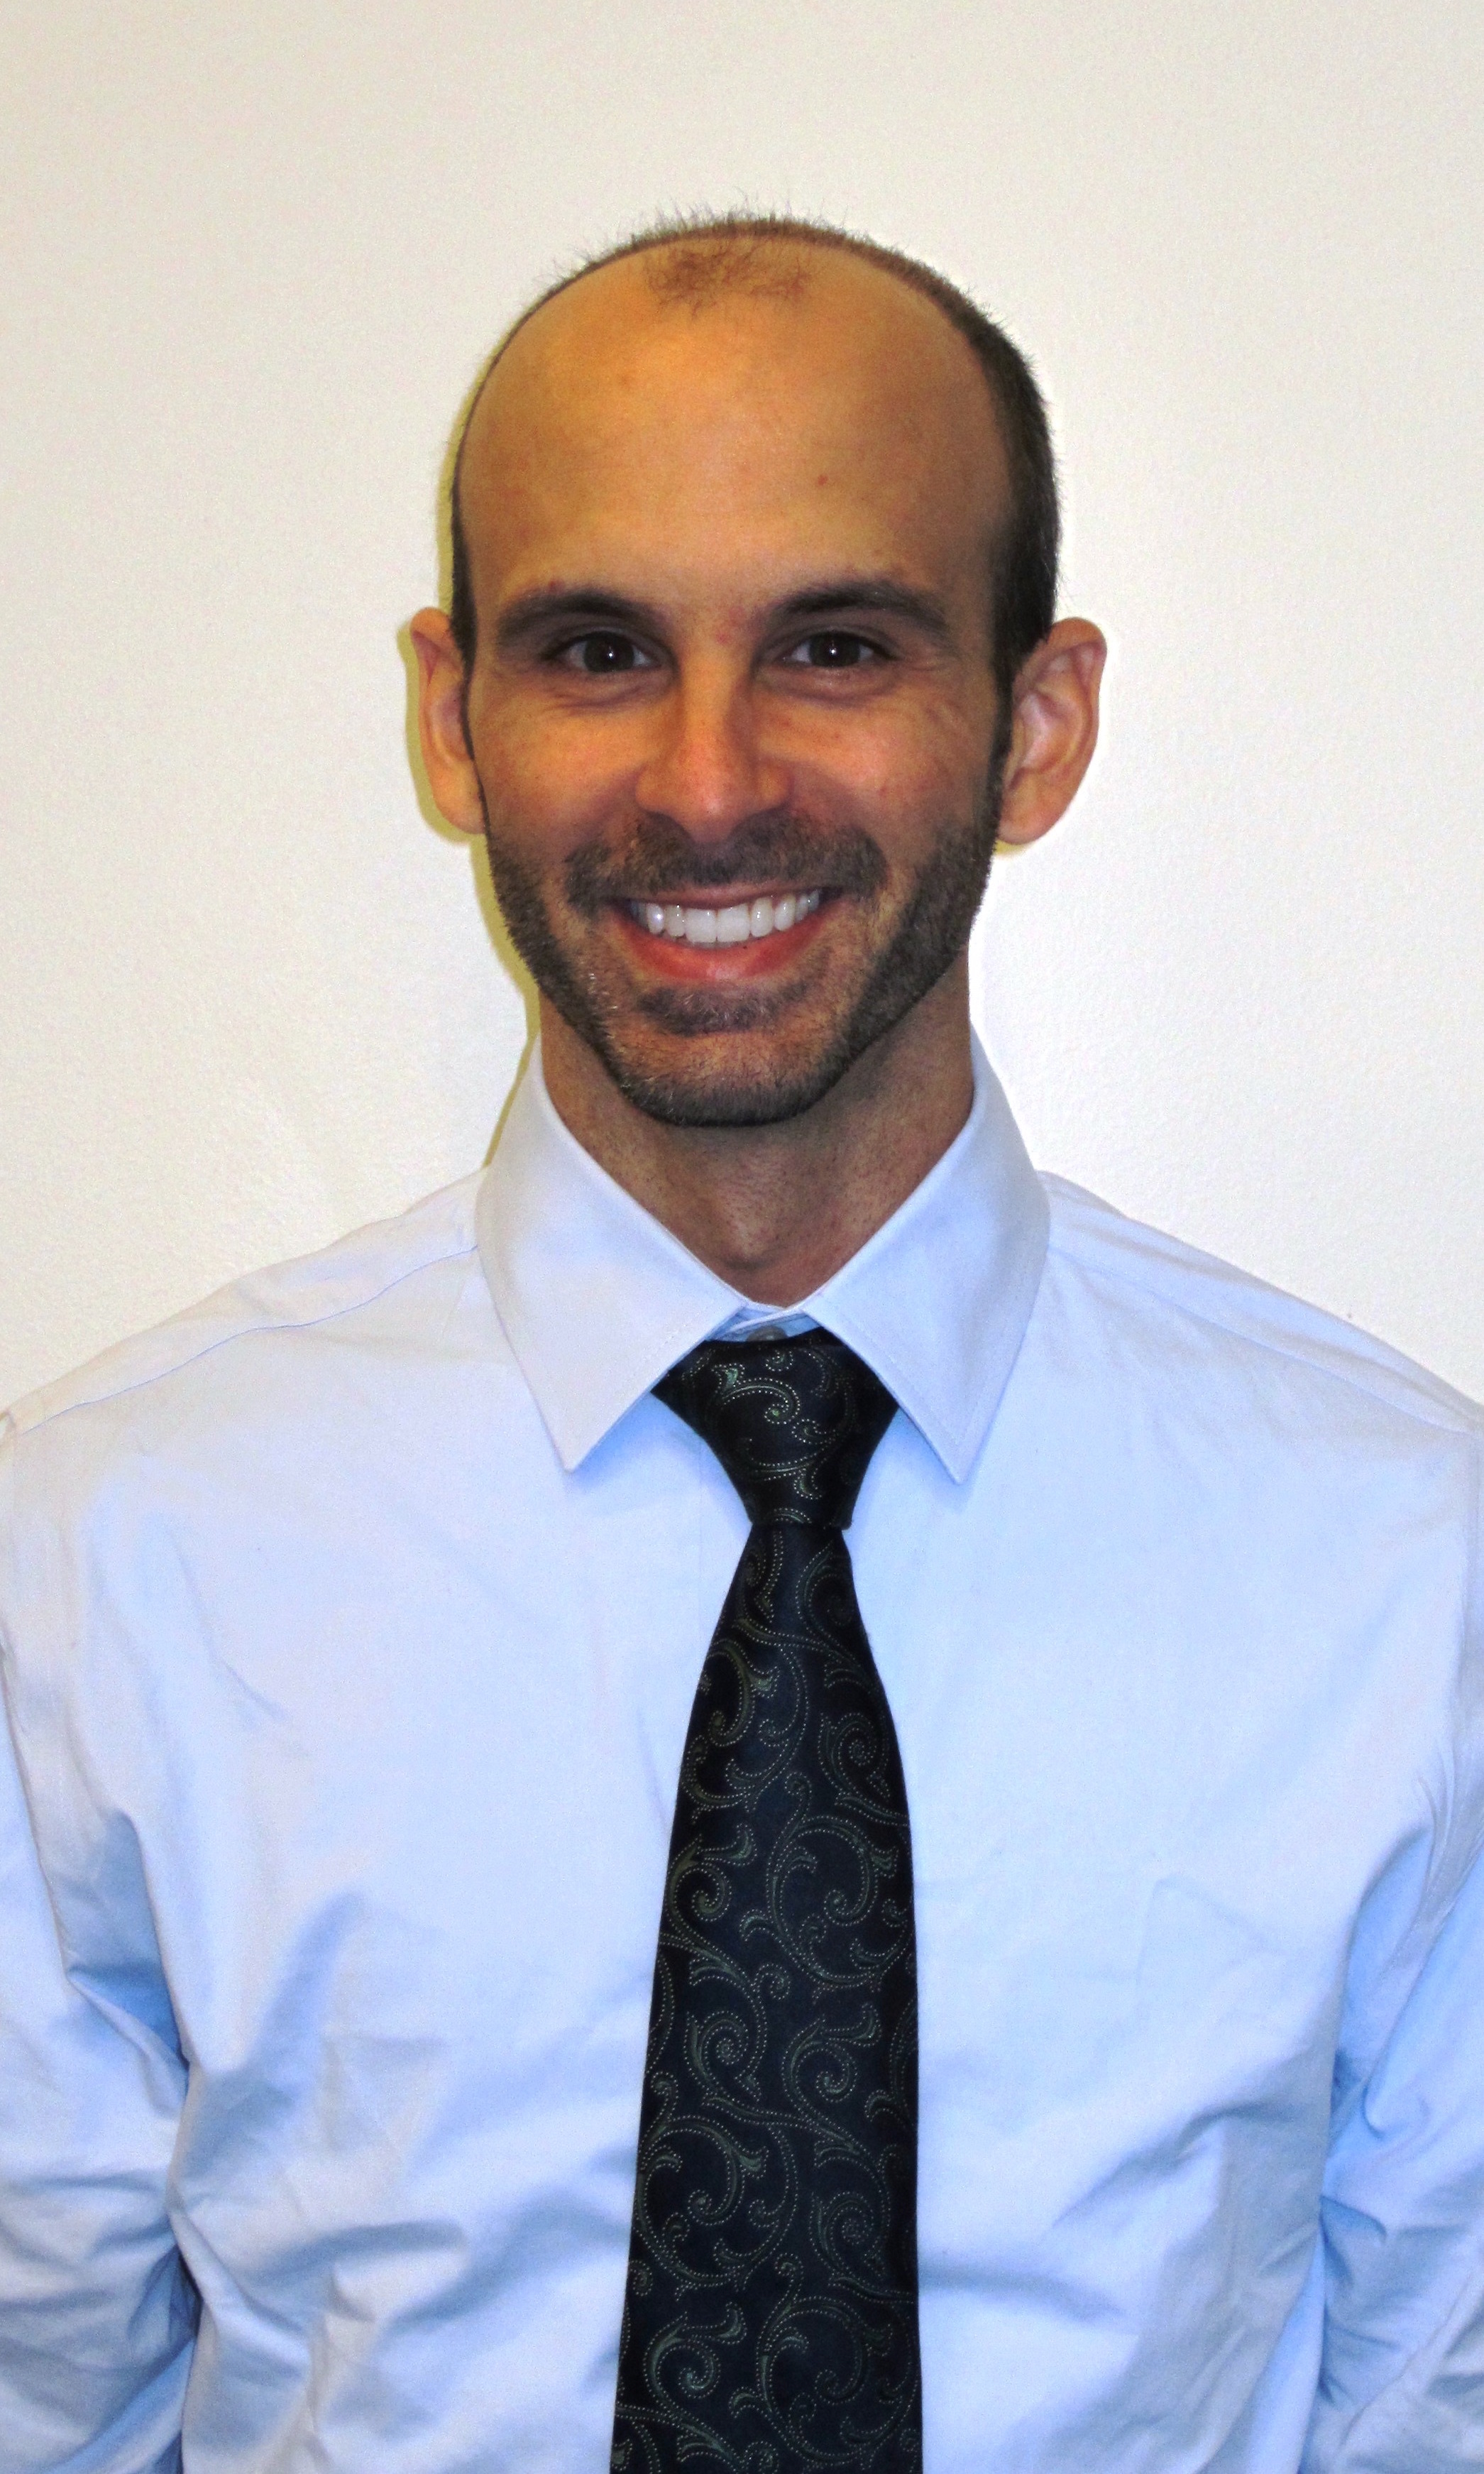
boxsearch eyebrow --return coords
[493,589,654,651]
[491,576,954,652]
[771,581,952,642]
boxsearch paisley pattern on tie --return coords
[612,1332,920,2474]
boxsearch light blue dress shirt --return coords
[1,1040,1481,2472]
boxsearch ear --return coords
[994,618,1106,847]
[409,608,485,838]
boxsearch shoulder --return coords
[2,1173,489,1469]
[1038,1171,1483,1449]
[1031,1181,1483,1851]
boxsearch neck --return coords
[539,963,975,1306]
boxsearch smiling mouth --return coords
[625,890,824,947]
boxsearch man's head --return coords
[413,216,1103,1129]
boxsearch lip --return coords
[608,891,833,978]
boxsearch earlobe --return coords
[409,607,485,838]
[994,618,1106,848]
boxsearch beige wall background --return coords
[2,1,1480,1408]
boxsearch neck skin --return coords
[539,958,974,1306]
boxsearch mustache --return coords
[564,814,889,914]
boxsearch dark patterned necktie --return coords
[612,1330,921,2474]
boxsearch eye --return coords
[554,632,654,675]
[783,630,884,669]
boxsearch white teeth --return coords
[630,890,823,943]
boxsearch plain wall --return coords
[2,1,1480,1408]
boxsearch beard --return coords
[481,733,1008,1129]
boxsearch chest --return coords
[116,1395,1431,2199]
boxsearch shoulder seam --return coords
[1043,1210,1480,1443]
[9,1233,481,1444]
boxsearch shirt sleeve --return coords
[0,1614,194,2471]
[1304,1449,1484,2473]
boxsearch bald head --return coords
[448,219,1059,699]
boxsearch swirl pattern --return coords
[612,1333,920,2474]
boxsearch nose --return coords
[632,662,790,847]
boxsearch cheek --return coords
[471,705,633,861]
[795,708,986,860]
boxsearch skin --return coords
[412,246,1104,1304]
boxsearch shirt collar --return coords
[475,1034,1048,1482]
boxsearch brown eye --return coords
[789,631,877,668]
[560,633,649,674]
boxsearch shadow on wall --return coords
[399,357,540,1159]
[398,613,537,1163]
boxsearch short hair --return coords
[448,212,1060,703]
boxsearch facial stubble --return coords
[480,745,1007,1127]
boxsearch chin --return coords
[583,1024,864,1130]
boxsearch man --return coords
[1,215,1480,2473]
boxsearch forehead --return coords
[458,247,1006,609]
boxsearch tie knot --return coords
[654,1330,897,1530]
